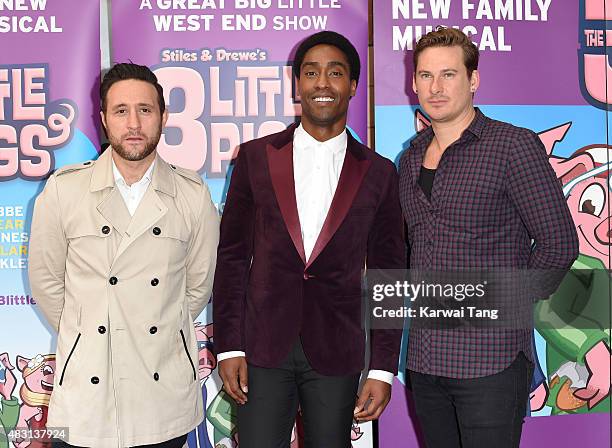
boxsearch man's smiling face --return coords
[297,44,356,133]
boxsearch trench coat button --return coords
[149,326,157,334]
[170,165,176,169]
[109,276,118,285]
[151,278,159,286]
[153,372,159,381]
[98,326,106,334]
[152,227,161,235]
[91,376,99,384]
[83,161,91,166]
[101,225,110,234]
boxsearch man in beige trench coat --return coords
[28,63,219,448]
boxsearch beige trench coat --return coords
[28,148,219,447]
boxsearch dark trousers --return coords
[237,339,360,448]
[409,352,533,448]
[52,433,187,448]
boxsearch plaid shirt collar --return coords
[410,107,487,154]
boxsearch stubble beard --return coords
[108,124,162,162]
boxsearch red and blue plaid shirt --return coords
[399,109,579,378]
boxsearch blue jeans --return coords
[409,352,533,448]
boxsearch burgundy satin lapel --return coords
[266,142,306,265]
[306,150,371,269]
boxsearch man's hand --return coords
[573,341,612,409]
[353,378,391,421]
[218,357,248,405]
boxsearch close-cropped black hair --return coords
[292,31,361,85]
[100,62,165,115]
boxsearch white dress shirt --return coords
[112,156,155,216]
[217,125,394,385]
[292,123,346,260]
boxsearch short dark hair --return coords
[100,62,165,115]
[413,27,479,78]
[292,31,361,85]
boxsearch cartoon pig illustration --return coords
[14,354,55,448]
[205,388,238,448]
[350,421,364,443]
[195,323,216,382]
[188,323,216,448]
[0,353,18,448]
[582,0,612,107]
[534,122,611,415]
[546,147,611,266]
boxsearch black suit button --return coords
[153,372,159,381]
[109,276,118,285]
[151,278,159,286]
[91,376,100,384]
[149,326,157,334]
[152,227,161,235]
[101,225,110,234]
[98,326,106,334]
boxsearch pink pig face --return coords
[545,141,611,268]
[564,171,610,266]
[194,323,216,380]
[351,422,363,441]
[17,354,56,395]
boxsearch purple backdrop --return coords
[374,0,611,447]
[111,1,368,141]
[1,1,100,146]
[110,3,371,448]
[0,2,100,447]
[374,0,586,106]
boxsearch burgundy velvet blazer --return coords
[213,124,405,376]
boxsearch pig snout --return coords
[594,216,612,245]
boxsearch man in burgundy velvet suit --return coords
[212,31,405,447]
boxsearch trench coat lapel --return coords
[113,155,173,261]
[91,149,132,236]
[96,189,132,236]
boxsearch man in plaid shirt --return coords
[399,28,578,447]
